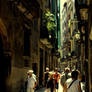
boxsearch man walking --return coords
[54,68,60,92]
[63,70,82,92]
[43,67,50,92]
[27,70,36,92]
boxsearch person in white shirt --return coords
[32,73,36,81]
[63,70,82,92]
[27,70,36,92]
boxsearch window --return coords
[24,26,31,56]
[33,19,38,31]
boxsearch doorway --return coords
[0,35,11,92]
[39,48,43,86]
[32,63,38,75]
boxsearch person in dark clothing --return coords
[54,68,60,92]
[49,74,55,92]
[43,67,50,88]
[45,73,49,87]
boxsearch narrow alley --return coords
[0,0,92,92]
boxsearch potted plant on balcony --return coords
[41,9,56,38]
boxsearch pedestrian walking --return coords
[77,71,85,92]
[63,70,82,92]
[26,70,37,92]
[49,72,55,92]
[43,67,50,92]
[24,71,30,92]
[54,68,60,92]
[61,67,71,88]
[43,67,50,87]
[80,75,85,92]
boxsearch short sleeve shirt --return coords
[27,77,36,88]
[54,73,60,83]
[66,78,80,92]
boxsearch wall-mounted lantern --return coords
[79,8,88,20]
[75,31,80,40]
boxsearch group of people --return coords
[25,67,85,92]
[61,67,85,92]
[43,67,60,92]
[43,67,85,92]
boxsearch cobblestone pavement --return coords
[36,80,63,92]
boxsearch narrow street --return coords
[0,0,92,92]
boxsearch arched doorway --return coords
[0,18,11,92]
[0,34,7,92]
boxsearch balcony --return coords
[40,29,57,49]
[40,39,53,48]
[40,10,57,48]
[40,23,56,48]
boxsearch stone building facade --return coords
[88,0,92,91]
[0,0,41,92]
[0,0,59,92]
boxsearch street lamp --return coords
[68,52,71,57]
[49,35,51,39]
[79,8,88,21]
[75,30,80,40]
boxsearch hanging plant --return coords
[42,9,56,32]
